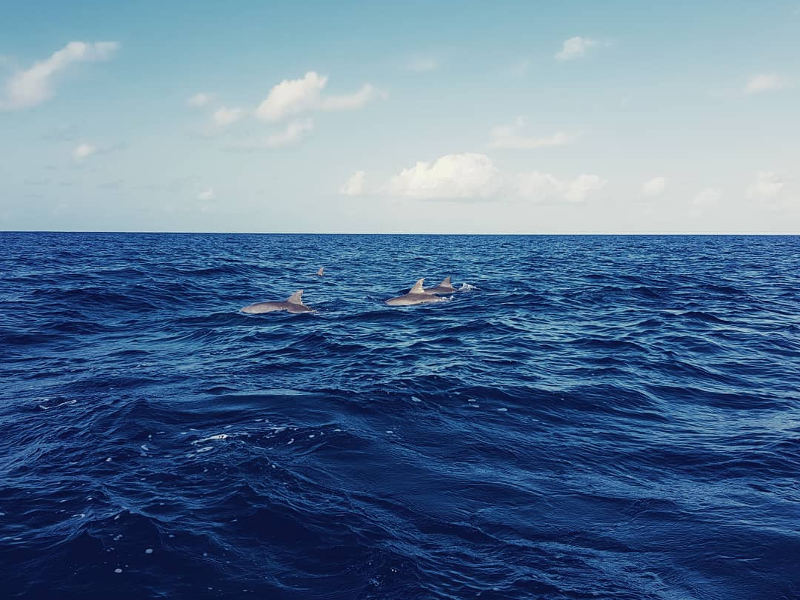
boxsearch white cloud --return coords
[747,171,785,199]
[227,118,314,150]
[321,83,384,111]
[72,143,96,161]
[555,36,598,61]
[693,187,722,207]
[340,170,366,196]
[745,73,786,94]
[489,117,574,149]
[197,188,215,201]
[187,92,211,107]
[562,174,607,202]
[642,176,667,197]
[406,57,438,72]
[212,106,244,127]
[255,71,383,121]
[255,72,327,121]
[264,118,313,147]
[0,41,119,110]
[517,172,606,203]
[387,153,501,200]
[383,152,606,203]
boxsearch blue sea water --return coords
[1,232,799,600]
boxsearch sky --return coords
[1,0,798,233]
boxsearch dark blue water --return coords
[1,233,799,600]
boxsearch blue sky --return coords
[1,0,798,232]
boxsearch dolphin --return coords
[425,276,456,295]
[385,279,449,306]
[241,290,314,314]
[316,267,324,276]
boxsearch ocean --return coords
[1,232,798,599]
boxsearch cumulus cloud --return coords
[0,41,119,110]
[747,171,785,199]
[642,176,667,197]
[197,188,215,201]
[387,153,501,200]
[255,71,383,121]
[212,106,244,127]
[489,117,574,149]
[187,92,211,107]
[255,72,326,121]
[745,73,786,94]
[382,152,606,203]
[555,36,598,61]
[340,170,366,196]
[72,143,96,161]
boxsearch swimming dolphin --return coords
[241,290,314,314]
[385,279,449,306]
[316,267,324,276]
[425,276,455,295]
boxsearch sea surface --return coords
[1,232,799,600]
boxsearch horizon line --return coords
[1,230,799,236]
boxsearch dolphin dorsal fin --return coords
[439,276,452,287]
[410,278,425,294]
[317,267,324,276]
[286,290,304,305]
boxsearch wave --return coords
[1,233,799,599]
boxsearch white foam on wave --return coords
[458,283,476,291]
[194,434,229,443]
[38,399,77,411]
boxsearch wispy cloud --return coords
[187,92,211,107]
[254,71,384,122]
[0,41,119,110]
[693,187,722,207]
[263,118,314,147]
[406,56,439,73]
[197,187,215,201]
[642,176,667,197]
[225,118,314,150]
[72,142,96,161]
[744,73,786,94]
[489,117,575,149]
[555,36,599,61]
[320,84,384,111]
[516,172,606,203]
[340,170,366,196]
[747,171,785,199]
[212,106,244,127]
